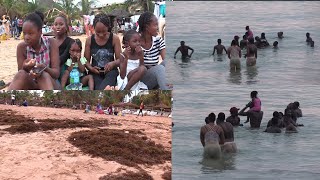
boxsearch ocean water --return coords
[172,84,320,179]
[165,1,320,86]
[166,1,320,179]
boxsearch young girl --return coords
[138,12,168,90]
[61,39,94,90]
[52,15,74,80]
[8,11,60,90]
[109,30,147,90]
[244,91,261,123]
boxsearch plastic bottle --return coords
[73,67,80,84]
[70,67,80,84]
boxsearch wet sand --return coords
[0,104,171,179]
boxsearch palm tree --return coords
[79,0,95,15]
[55,0,80,23]
[0,0,18,15]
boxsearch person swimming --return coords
[273,41,278,48]
[306,32,312,43]
[277,32,284,39]
[264,116,281,133]
[260,33,270,47]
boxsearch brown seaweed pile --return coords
[99,170,153,180]
[68,129,171,167]
[0,109,109,134]
[162,170,172,180]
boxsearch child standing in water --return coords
[106,30,147,90]
[61,39,94,90]
[244,91,261,123]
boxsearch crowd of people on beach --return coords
[199,91,304,159]
[174,26,315,70]
[0,15,24,41]
[5,10,168,90]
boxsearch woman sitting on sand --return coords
[84,13,121,90]
[8,11,60,90]
[52,15,74,82]
[138,12,168,90]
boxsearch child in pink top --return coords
[244,91,261,123]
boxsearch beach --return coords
[0,104,171,179]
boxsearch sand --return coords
[0,104,171,180]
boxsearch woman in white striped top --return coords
[138,12,168,90]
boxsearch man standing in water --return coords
[174,41,194,59]
[246,38,258,66]
[200,113,225,159]
[216,112,237,153]
[212,39,227,55]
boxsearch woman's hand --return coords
[23,59,36,72]
[105,61,115,72]
[92,66,100,74]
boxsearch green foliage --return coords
[103,3,127,14]
[0,90,172,110]
[132,90,172,107]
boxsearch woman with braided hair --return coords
[138,12,168,90]
[84,13,122,90]
[52,14,74,81]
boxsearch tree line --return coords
[0,90,172,110]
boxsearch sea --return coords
[166,1,320,179]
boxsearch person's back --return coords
[180,45,190,58]
[213,39,227,55]
[201,123,224,158]
[215,44,226,55]
[228,45,241,59]
[226,116,240,126]
[250,97,261,112]
[218,122,234,142]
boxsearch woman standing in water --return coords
[138,12,168,90]
[246,38,257,66]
